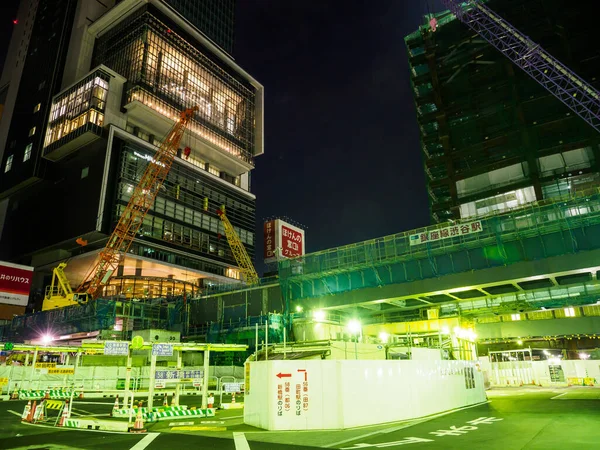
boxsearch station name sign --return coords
[409,220,483,246]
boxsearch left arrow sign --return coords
[276,372,292,379]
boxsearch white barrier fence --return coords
[478,357,600,387]
[244,359,487,430]
[0,365,244,395]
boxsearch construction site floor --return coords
[2,387,600,449]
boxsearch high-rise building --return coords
[0,0,263,307]
[405,0,600,224]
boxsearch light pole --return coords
[347,320,361,360]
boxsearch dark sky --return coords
[235,1,441,263]
[0,0,442,268]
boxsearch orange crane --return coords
[217,208,259,285]
[79,106,199,299]
[43,106,198,309]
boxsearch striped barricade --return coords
[19,390,74,400]
[144,408,215,421]
[112,405,188,417]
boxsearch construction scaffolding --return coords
[405,0,600,223]
[278,188,600,305]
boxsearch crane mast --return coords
[78,106,198,299]
[439,0,600,133]
[216,208,259,285]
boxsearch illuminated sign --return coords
[0,261,34,307]
[409,221,483,246]
[263,219,305,264]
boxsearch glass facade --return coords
[163,0,236,55]
[101,275,199,299]
[115,141,255,273]
[43,69,110,155]
[94,8,255,164]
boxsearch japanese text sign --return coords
[409,220,483,246]
[104,341,130,356]
[152,343,173,357]
[263,219,305,263]
[0,261,34,307]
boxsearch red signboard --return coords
[281,225,303,258]
[0,261,34,306]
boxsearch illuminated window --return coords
[28,126,36,136]
[33,103,41,113]
[208,165,220,177]
[4,155,13,173]
[23,143,32,162]
[564,307,576,317]
[511,313,521,321]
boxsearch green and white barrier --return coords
[19,390,76,400]
[145,408,215,421]
[112,405,188,416]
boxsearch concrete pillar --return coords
[28,348,38,386]
[148,353,157,409]
[174,350,182,406]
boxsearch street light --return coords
[378,332,389,344]
[347,320,361,360]
[313,310,325,322]
[40,334,54,345]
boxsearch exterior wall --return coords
[244,359,486,430]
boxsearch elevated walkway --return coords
[278,190,600,316]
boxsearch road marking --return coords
[233,432,251,450]
[74,401,115,405]
[324,401,490,448]
[7,410,22,417]
[129,432,160,450]
[223,415,244,420]
[550,392,567,399]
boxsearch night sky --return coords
[0,0,444,270]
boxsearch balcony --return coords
[124,86,254,176]
[43,69,111,161]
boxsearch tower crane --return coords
[217,208,260,285]
[43,106,198,310]
[438,0,600,133]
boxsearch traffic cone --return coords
[163,393,168,407]
[171,395,178,407]
[44,389,49,399]
[208,394,214,409]
[79,389,84,400]
[26,400,37,423]
[11,385,19,400]
[130,401,146,433]
[111,395,119,417]
[58,400,70,427]
[231,392,236,405]
[21,400,31,421]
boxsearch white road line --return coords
[222,415,244,420]
[129,432,160,450]
[550,392,568,399]
[74,401,115,405]
[324,401,490,448]
[7,409,22,417]
[233,432,251,450]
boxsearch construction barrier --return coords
[19,389,75,400]
[63,418,129,432]
[112,405,188,416]
[145,408,215,421]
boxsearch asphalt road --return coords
[1,387,599,449]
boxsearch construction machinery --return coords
[42,263,91,311]
[217,208,260,285]
[42,106,198,310]
[439,0,599,133]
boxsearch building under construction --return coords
[406,0,600,223]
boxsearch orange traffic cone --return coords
[208,394,214,409]
[163,393,168,407]
[44,389,49,399]
[130,401,146,433]
[58,400,70,427]
[111,395,119,417]
[170,395,178,407]
[26,400,37,423]
[11,385,19,400]
[21,400,31,421]
[231,392,236,404]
